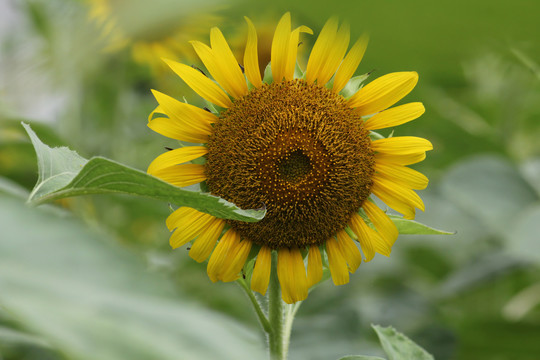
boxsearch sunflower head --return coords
[147,13,432,303]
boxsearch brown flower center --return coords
[205,80,375,249]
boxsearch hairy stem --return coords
[268,251,285,360]
[237,278,272,333]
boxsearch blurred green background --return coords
[1,0,539,359]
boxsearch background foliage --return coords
[1,0,539,359]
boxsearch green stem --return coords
[282,301,301,357]
[239,251,303,360]
[268,251,284,360]
[236,278,272,333]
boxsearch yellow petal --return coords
[333,34,368,93]
[284,25,313,81]
[150,164,206,188]
[151,90,216,130]
[371,136,433,155]
[375,162,429,190]
[353,213,391,259]
[251,246,272,295]
[277,247,308,304]
[349,72,419,116]
[147,116,209,143]
[362,201,398,247]
[317,22,350,86]
[371,175,425,220]
[220,238,252,282]
[326,237,349,285]
[148,91,215,143]
[168,211,215,249]
[209,27,248,98]
[348,213,375,261]
[305,17,339,84]
[375,152,427,166]
[163,59,232,108]
[244,17,262,88]
[166,206,201,231]
[147,146,208,174]
[207,229,237,282]
[335,230,362,272]
[191,40,242,99]
[364,102,425,130]
[189,218,225,262]
[307,246,323,287]
[271,13,291,82]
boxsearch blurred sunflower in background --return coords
[87,0,221,73]
[147,12,432,303]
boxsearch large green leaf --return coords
[372,325,434,360]
[338,356,386,360]
[440,155,537,235]
[0,195,265,360]
[506,204,540,263]
[389,215,454,235]
[23,123,265,222]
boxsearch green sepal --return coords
[263,63,273,84]
[294,61,305,79]
[340,72,372,99]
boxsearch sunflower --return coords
[88,0,219,72]
[147,13,432,304]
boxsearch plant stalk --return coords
[268,251,285,360]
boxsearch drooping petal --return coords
[375,162,429,190]
[149,163,206,188]
[147,146,208,174]
[307,245,323,287]
[371,175,425,220]
[220,238,252,282]
[335,230,362,272]
[207,229,235,282]
[166,206,202,231]
[305,17,339,84]
[326,237,349,285]
[209,27,248,98]
[251,246,272,295]
[189,218,225,262]
[371,136,433,156]
[333,34,368,93]
[362,200,399,247]
[244,17,262,88]
[277,247,308,304]
[168,210,215,249]
[349,72,419,116]
[364,102,425,130]
[317,22,350,86]
[271,13,292,82]
[163,59,232,108]
[348,213,375,261]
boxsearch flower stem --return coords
[236,277,272,333]
[240,251,302,360]
[268,251,285,360]
[282,301,301,357]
